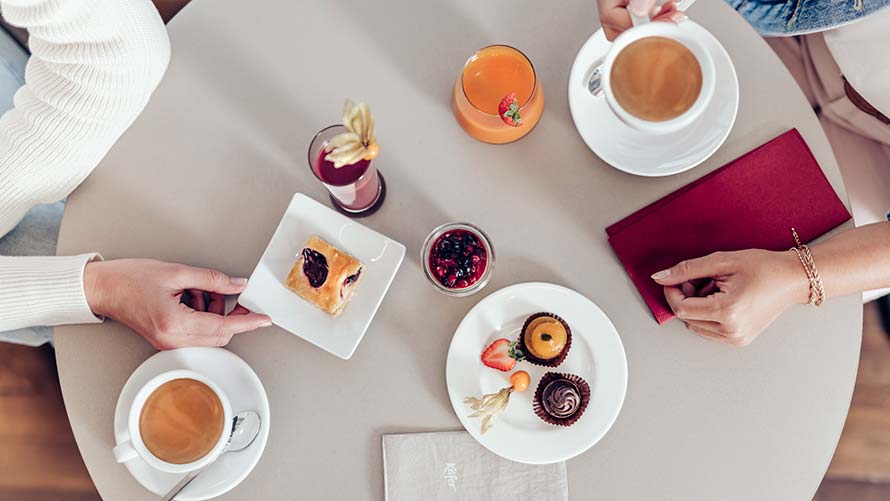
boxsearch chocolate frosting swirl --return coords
[541,379,581,419]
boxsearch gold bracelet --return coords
[800,245,825,306]
[793,228,826,306]
[790,227,825,307]
[790,247,815,305]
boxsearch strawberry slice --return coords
[481,338,525,372]
[498,92,522,127]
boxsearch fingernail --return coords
[231,277,248,286]
[651,269,671,280]
[260,321,272,328]
[673,12,688,23]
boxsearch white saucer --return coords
[445,283,628,464]
[113,348,270,500]
[567,21,739,177]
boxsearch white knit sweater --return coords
[0,0,170,330]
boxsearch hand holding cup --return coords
[596,0,686,41]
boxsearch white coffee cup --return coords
[112,369,232,474]
[590,21,716,135]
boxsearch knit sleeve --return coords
[0,254,102,330]
[0,0,170,330]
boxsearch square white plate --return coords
[239,193,405,359]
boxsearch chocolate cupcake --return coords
[533,372,591,427]
[517,312,572,367]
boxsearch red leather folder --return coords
[607,129,852,324]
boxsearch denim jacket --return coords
[727,0,890,35]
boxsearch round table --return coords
[55,0,862,498]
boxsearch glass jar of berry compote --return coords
[422,222,495,297]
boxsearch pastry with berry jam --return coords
[285,235,363,316]
[517,312,572,367]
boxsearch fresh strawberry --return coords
[498,92,522,127]
[481,338,525,371]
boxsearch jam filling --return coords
[301,248,328,288]
[343,267,362,286]
[340,267,363,299]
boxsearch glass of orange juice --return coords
[452,45,544,144]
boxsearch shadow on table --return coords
[175,22,319,172]
[494,254,570,290]
[328,0,489,111]
[360,168,450,271]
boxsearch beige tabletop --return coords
[55,0,862,499]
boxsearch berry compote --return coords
[423,222,495,296]
[424,223,499,297]
[429,229,488,289]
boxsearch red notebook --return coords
[607,129,851,324]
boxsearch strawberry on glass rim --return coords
[498,92,522,127]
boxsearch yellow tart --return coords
[518,313,572,367]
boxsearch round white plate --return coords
[113,347,270,500]
[446,283,627,464]
[567,21,739,177]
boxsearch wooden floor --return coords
[0,303,887,500]
[0,344,99,501]
[815,301,890,499]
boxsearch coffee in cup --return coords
[139,377,225,464]
[592,21,716,135]
[609,36,702,122]
[113,369,233,474]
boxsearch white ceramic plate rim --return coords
[567,21,739,177]
[113,347,270,501]
[446,282,628,464]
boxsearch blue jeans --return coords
[727,0,890,35]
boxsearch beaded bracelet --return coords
[790,227,825,307]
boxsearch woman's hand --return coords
[596,0,685,41]
[83,259,271,350]
[651,250,809,346]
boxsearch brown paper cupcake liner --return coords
[532,372,591,427]
[517,312,572,368]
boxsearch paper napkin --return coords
[607,129,852,324]
[382,431,568,501]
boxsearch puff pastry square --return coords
[285,235,363,316]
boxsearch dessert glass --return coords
[308,125,384,216]
[422,222,495,297]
